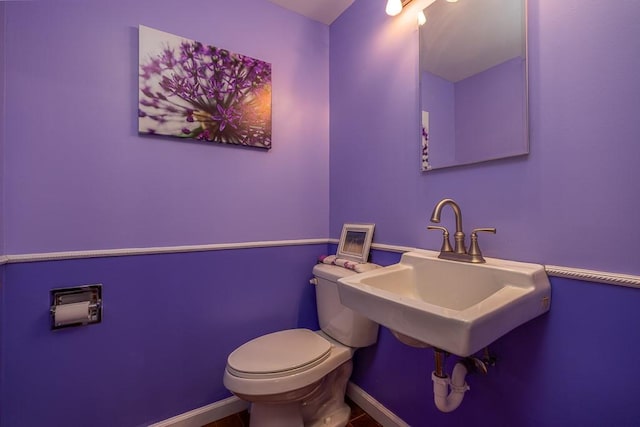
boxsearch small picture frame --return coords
[337,223,375,263]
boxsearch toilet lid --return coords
[227,329,331,378]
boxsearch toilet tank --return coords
[312,264,379,348]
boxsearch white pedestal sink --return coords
[337,249,551,357]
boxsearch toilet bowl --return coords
[224,329,354,427]
[223,264,379,427]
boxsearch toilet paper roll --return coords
[55,301,90,325]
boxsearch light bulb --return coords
[385,0,403,16]
[418,11,426,25]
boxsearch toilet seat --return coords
[227,329,332,379]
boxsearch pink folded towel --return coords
[318,255,380,273]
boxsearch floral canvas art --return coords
[138,25,272,149]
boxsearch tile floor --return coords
[202,398,382,427]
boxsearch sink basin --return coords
[337,250,551,357]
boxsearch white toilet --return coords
[223,263,379,427]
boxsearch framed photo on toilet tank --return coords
[337,223,375,263]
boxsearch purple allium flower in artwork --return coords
[212,104,242,131]
[138,27,272,149]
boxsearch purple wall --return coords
[1,1,331,426]
[1,5,5,406]
[3,0,329,254]
[330,0,640,425]
[331,0,640,276]
[2,0,640,426]
[1,5,7,418]
[0,2,5,255]
[340,247,640,426]
[454,57,527,164]
[0,265,3,426]
[1,246,324,427]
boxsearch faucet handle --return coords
[428,226,453,253]
[468,228,496,263]
[471,228,497,235]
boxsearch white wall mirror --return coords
[420,0,528,171]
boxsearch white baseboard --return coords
[346,382,409,427]
[148,395,249,427]
[148,383,407,427]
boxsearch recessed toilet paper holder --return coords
[50,284,102,330]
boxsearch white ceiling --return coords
[267,0,355,25]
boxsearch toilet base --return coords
[247,360,353,427]
[249,402,304,427]
[304,404,350,427]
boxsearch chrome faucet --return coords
[430,199,466,254]
[428,198,496,263]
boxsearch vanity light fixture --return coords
[386,0,434,25]
[385,0,413,16]
[387,0,459,15]
[418,10,427,25]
